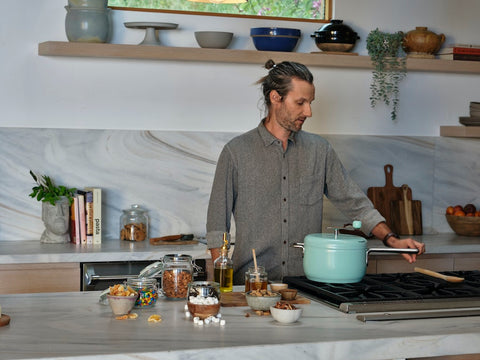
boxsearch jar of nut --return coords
[120,204,148,241]
[162,254,194,300]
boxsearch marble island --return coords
[1,289,480,360]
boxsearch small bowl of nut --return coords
[245,289,281,311]
[106,284,138,316]
[270,302,303,324]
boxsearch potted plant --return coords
[366,28,407,121]
[29,171,76,243]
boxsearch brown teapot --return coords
[402,27,445,58]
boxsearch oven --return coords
[81,259,206,291]
[284,270,480,321]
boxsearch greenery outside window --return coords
[108,0,331,22]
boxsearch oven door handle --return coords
[85,274,136,286]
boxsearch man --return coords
[207,60,425,284]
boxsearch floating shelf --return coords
[440,126,480,138]
[38,41,480,74]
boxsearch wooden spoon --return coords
[414,267,464,283]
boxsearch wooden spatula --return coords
[414,267,464,282]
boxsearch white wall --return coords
[1,0,479,135]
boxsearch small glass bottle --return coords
[120,204,148,241]
[214,233,233,293]
[244,266,268,292]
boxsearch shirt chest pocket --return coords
[293,174,324,206]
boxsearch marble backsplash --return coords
[1,127,479,242]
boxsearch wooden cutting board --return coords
[220,292,310,307]
[390,184,423,235]
[367,164,411,229]
[150,240,198,246]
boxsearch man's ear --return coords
[270,90,281,103]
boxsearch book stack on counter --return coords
[70,188,102,245]
[437,44,480,61]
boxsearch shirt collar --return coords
[257,119,298,147]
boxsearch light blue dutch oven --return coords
[293,233,419,283]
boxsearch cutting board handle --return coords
[384,164,394,187]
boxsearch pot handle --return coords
[291,242,305,254]
[366,247,419,264]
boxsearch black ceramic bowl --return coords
[311,19,359,52]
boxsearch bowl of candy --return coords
[106,284,138,315]
[187,281,221,319]
[270,301,303,324]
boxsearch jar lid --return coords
[138,261,163,278]
[123,204,147,215]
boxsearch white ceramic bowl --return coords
[245,291,281,311]
[107,294,137,315]
[270,305,303,324]
[194,31,233,49]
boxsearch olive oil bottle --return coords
[214,232,233,293]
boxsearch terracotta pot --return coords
[402,26,445,58]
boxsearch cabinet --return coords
[0,263,80,294]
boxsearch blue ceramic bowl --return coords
[250,27,301,52]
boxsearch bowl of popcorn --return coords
[270,301,303,324]
[187,281,221,320]
[245,289,281,311]
[107,284,138,316]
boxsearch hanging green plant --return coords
[366,28,407,121]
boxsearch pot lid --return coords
[313,19,358,36]
[304,233,366,249]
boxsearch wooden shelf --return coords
[440,126,480,138]
[38,41,480,74]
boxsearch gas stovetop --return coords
[284,271,480,314]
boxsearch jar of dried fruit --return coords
[119,204,148,241]
[161,254,195,300]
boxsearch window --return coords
[108,0,331,22]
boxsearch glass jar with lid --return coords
[126,277,158,308]
[162,254,195,300]
[244,265,268,292]
[120,204,148,241]
[187,281,221,319]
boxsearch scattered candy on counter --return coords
[188,309,225,326]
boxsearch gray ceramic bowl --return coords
[245,291,281,311]
[194,31,233,49]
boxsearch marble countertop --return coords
[1,289,480,360]
[0,234,478,265]
[0,240,210,265]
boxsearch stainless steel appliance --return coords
[81,259,206,291]
[284,270,480,320]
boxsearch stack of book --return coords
[70,187,102,245]
[437,44,480,61]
